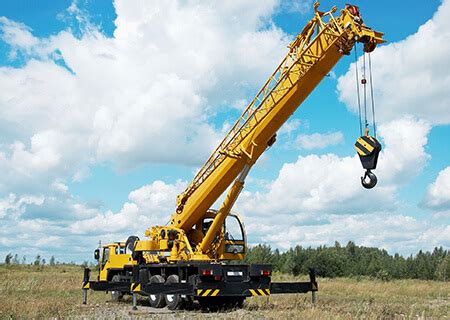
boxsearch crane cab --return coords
[194,211,246,261]
[220,213,247,260]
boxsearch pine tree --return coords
[4,253,13,265]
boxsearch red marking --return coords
[201,269,212,276]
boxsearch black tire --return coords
[183,296,194,310]
[125,236,139,254]
[111,275,123,302]
[164,275,184,310]
[148,275,166,308]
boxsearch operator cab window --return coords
[225,216,244,241]
[115,246,125,255]
[202,218,214,235]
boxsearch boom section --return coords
[171,4,384,231]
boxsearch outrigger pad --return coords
[354,135,381,170]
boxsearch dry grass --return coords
[0,265,448,319]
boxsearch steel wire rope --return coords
[362,52,368,130]
[354,46,363,136]
[368,53,377,138]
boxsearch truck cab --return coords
[94,242,136,281]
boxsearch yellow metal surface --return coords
[197,289,220,297]
[355,136,377,156]
[134,239,160,251]
[249,288,270,296]
[131,283,141,292]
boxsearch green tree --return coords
[436,255,450,281]
[245,244,273,264]
[34,255,41,266]
[4,253,13,265]
[50,256,56,266]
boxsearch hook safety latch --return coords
[354,135,381,189]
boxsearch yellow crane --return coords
[82,2,384,311]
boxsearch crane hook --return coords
[361,169,377,189]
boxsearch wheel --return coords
[111,275,123,301]
[164,274,184,310]
[148,275,166,308]
[183,296,194,310]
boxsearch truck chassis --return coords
[82,263,318,310]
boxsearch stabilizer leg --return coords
[82,289,88,305]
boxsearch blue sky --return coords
[0,0,449,262]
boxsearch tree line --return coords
[3,254,91,267]
[244,241,449,281]
[4,253,57,266]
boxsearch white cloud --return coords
[293,131,344,150]
[0,193,45,219]
[337,0,450,125]
[278,118,303,136]
[253,213,449,255]
[51,180,68,193]
[278,0,313,14]
[70,180,185,235]
[0,17,39,52]
[0,180,185,261]
[0,0,289,195]
[376,117,431,185]
[423,166,450,210]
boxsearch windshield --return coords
[102,247,110,266]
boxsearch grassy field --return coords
[0,265,448,319]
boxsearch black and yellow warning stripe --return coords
[355,135,377,156]
[196,289,220,297]
[82,281,90,289]
[249,288,270,296]
[131,282,141,292]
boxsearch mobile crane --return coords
[82,2,384,310]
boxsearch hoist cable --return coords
[354,46,363,136]
[368,53,377,138]
[362,52,368,129]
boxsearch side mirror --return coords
[94,249,100,260]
